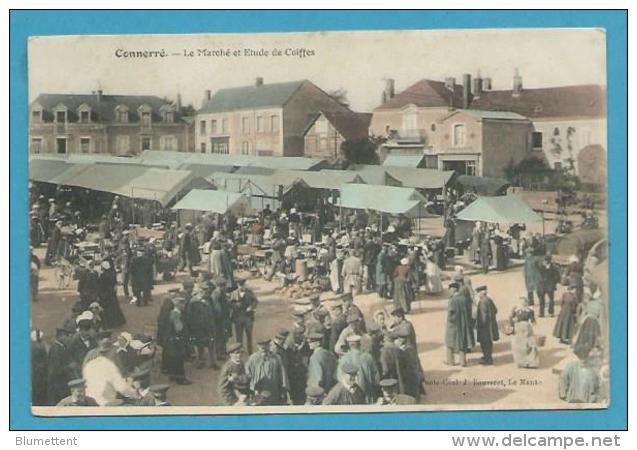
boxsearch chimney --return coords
[472,77,483,99]
[445,77,456,92]
[482,77,492,91]
[205,89,211,101]
[176,93,182,113]
[462,73,472,109]
[96,89,103,103]
[384,78,395,100]
[255,77,264,87]
[513,69,523,97]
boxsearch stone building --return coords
[29,91,194,155]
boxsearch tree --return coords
[340,138,379,165]
[328,88,349,108]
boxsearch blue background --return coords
[9,10,627,430]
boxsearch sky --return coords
[28,28,607,112]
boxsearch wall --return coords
[481,119,534,177]
[303,114,345,160]
[369,106,451,139]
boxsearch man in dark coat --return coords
[538,254,561,317]
[287,328,312,405]
[77,261,100,309]
[46,328,76,405]
[45,220,63,265]
[329,304,347,355]
[445,282,474,367]
[524,248,542,307]
[474,285,499,365]
[245,339,289,405]
[306,332,338,393]
[395,330,425,401]
[363,236,381,291]
[217,343,246,406]
[322,362,366,405]
[163,296,191,384]
[68,319,97,370]
[179,223,198,274]
[31,329,49,406]
[389,307,417,348]
[186,285,217,369]
[56,379,99,407]
[157,288,179,373]
[210,277,231,360]
[230,278,258,355]
[129,248,154,306]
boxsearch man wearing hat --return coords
[445,282,474,367]
[162,296,192,385]
[323,362,366,405]
[56,379,99,406]
[46,327,76,405]
[389,307,417,349]
[342,249,363,297]
[230,278,258,355]
[338,334,379,403]
[210,277,231,360]
[68,318,96,370]
[328,304,347,355]
[245,338,289,405]
[272,329,291,373]
[179,223,199,274]
[83,333,138,405]
[475,286,499,365]
[376,378,416,405]
[129,246,154,306]
[77,260,100,310]
[334,313,365,357]
[286,327,312,405]
[186,284,217,370]
[524,247,542,307]
[217,342,246,406]
[306,331,337,394]
[341,293,365,331]
[308,293,332,330]
[44,219,63,265]
[148,384,172,406]
[157,287,180,373]
[538,253,561,318]
[304,385,325,405]
[394,330,425,401]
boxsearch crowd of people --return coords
[29,182,608,409]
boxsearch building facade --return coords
[196,79,352,157]
[303,111,371,160]
[29,92,194,155]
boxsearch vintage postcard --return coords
[27,29,609,416]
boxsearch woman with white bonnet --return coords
[509,295,540,368]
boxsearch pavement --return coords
[31,245,595,410]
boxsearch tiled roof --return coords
[30,93,181,123]
[200,80,306,113]
[444,109,529,121]
[375,79,465,110]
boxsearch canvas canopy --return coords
[272,170,365,191]
[382,166,455,190]
[323,167,402,186]
[457,175,510,196]
[207,173,281,198]
[47,163,204,206]
[382,154,426,168]
[338,184,429,217]
[29,157,75,183]
[171,189,249,214]
[455,195,542,224]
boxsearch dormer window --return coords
[31,109,42,123]
[77,104,92,123]
[138,104,152,129]
[160,104,175,123]
[114,105,129,123]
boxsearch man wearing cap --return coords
[329,304,347,355]
[376,378,416,405]
[130,247,154,306]
[334,313,365,356]
[475,286,499,365]
[210,277,231,360]
[46,327,76,405]
[163,296,192,385]
[323,362,366,405]
[157,287,179,373]
[218,342,247,405]
[245,338,289,405]
[338,334,379,403]
[538,253,561,318]
[186,285,217,369]
[524,248,542,307]
[56,379,99,406]
[445,282,474,367]
[307,332,338,393]
[179,223,198,274]
[305,386,325,405]
[82,334,138,405]
[287,327,312,405]
[271,329,291,374]
[341,250,363,297]
[308,293,332,331]
[230,278,258,355]
[68,319,96,370]
[362,236,381,292]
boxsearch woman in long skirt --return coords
[425,257,443,294]
[553,284,579,344]
[392,258,414,313]
[98,261,126,329]
[510,297,540,368]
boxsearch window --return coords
[79,110,90,123]
[200,142,207,153]
[532,131,543,150]
[141,136,152,151]
[141,112,152,129]
[466,160,477,176]
[56,111,66,123]
[160,135,177,151]
[242,117,250,133]
[79,137,91,153]
[256,116,264,132]
[200,120,207,135]
[56,138,67,154]
[241,141,250,155]
[30,138,42,154]
[430,123,436,132]
[270,115,279,133]
[163,111,174,123]
[31,110,41,123]
[115,108,129,123]
[221,118,228,134]
[116,135,130,154]
[211,119,218,134]
[402,110,418,131]
[452,124,466,147]
[211,137,229,154]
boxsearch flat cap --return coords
[67,378,86,389]
[379,378,398,388]
[475,285,487,292]
[346,314,361,324]
[346,334,362,343]
[340,362,359,375]
[390,306,405,316]
[448,282,460,290]
[305,386,325,397]
[227,342,243,354]
[307,332,324,342]
[257,338,271,346]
